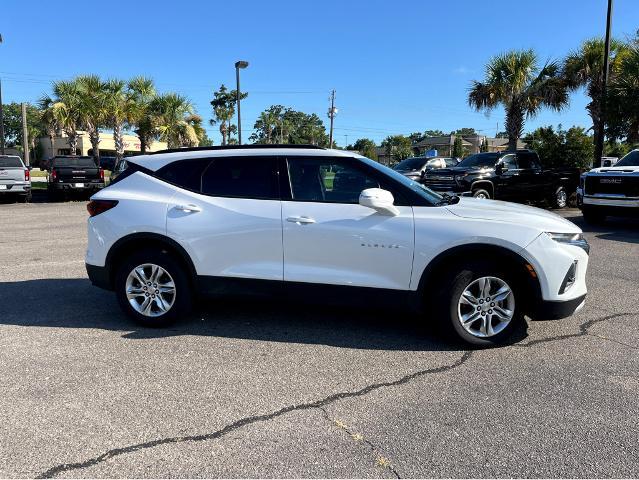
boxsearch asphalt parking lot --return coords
[0,202,638,478]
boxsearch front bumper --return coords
[86,263,112,290]
[531,294,587,320]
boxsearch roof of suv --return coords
[129,145,364,171]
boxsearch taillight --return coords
[25,169,30,181]
[51,170,57,181]
[87,200,119,217]
[99,168,105,181]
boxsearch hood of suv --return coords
[588,166,639,175]
[444,197,581,233]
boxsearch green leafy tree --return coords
[0,103,45,159]
[128,76,158,154]
[104,79,138,161]
[381,135,412,164]
[523,125,593,169]
[452,136,464,158]
[39,80,83,154]
[210,84,247,145]
[351,138,378,160]
[454,127,477,136]
[75,75,109,163]
[150,93,198,148]
[423,129,445,137]
[606,44,639,145]
[469,49,568,151]
[563,38,629,163]
[251,105,328,146]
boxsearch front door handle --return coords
[286,216,316,225]
[174,204,202,213]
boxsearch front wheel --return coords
[551,186,568,209]
[436,262,523,346]
[115,249,193,327]
[472,188,491,199]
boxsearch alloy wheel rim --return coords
[457,276,515,338]
[125,263,176,317]
[557,190,567,208]
[475,192,488,199]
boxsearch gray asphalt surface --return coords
[0,202,638,478]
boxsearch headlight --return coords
[545,232,590,254]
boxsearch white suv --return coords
[85,146,589,345]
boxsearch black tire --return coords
[114,248,193,327]
[22,192,32,203]
[434,261,524,347]
[472,188,491,199]
[551,186,568,209]
[581,207,606,225]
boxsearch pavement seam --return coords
[35,311,634,478]
[316,406,401,479]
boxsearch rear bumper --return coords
[0,183,31,193]
[86,263,112,290]
[530,294,587,320]
[50,182,105,191]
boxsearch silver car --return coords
[0,155,32,202]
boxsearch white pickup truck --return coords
[578,149,639,223]
[0,155,31,202]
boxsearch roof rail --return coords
[148,144,326,155]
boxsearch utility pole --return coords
[234,60,249,145]
[327,89,337,149]
[594,0,614,168]
[21,103,30,166]
[0,33,5,155]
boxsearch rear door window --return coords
[156,158,212,192]
[200,156,279,200]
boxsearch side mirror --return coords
[359,188,400,216]
[495,163,507,174]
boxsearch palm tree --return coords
[608,45,639,144]
[151,93,197,148]
[210,84,247,145]
[128,77,157,154]
[563,38,629,162]
[39,80,82,154]
[104,79,136,162]
[39,106,58,159]
[75,75,109,164]
[258,111,278,144]
[469,50,569,151]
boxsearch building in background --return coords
[38,131,167,159]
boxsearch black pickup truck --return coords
[45,156,105,199]
[421,150,580,208]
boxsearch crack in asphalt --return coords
[36,351,473,478]
[36,311,635,478]
[514,312,634,348]
[317,406,401,479]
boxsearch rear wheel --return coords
[115,249,193,327]
[435,262,523,346]
[472,188,491,199]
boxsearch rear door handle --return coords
[286,216,316,225]
[174,204,202,213]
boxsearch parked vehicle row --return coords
[0,155,32,202]
[85,145,589,346]
[578,149,639,224]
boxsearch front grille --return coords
[584,176,639,197]
[422,177,456,190]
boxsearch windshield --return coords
[0,157,24,168]
[359,156,443,204]
[53,157,97,167]
[394,157,428,170]
[457,153,499,168]
[615,150,639,167]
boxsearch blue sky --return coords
[1,0,637,146]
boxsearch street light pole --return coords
[594,0,614,168]
[234,60,248,145]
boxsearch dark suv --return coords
[45,156,105,199]
[421,150,580,208]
